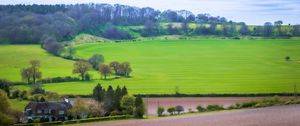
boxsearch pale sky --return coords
[1,0,300,25]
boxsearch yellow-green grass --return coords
[10,99,29,111]
[0,45,74,81]
[9,39,300,95]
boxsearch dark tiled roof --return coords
[25,101,71,111]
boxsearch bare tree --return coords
[73,60,91,80]
[99,64,111,80]
[109,61,120,74]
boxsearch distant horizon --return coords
[1,0,300,25]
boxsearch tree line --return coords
[1,4,299,50]
[0,3,234,44]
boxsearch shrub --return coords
[196,105,206,112]
[227,104,237,110]
[12,89,20,98]
[239,101,258,108]
[157,107,165,116]
[20,91,28,100]
[31,84,45,95]
[167,107,176,115]
[206,104,224,111]
[175,105,184,114]
[37,76,80,84]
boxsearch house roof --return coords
[25,101,72,111]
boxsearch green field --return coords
[2,39,300,95]
[0,45,74,81]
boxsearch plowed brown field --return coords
[76,105,300,126]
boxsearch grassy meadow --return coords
[2,39,300,95]
[0,45,74,81]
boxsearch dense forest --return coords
[0,4,300,45]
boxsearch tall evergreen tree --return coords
[134,96,145,118]
[104,86,115,112]
[121,86,128,96]
[113,86,123,111]
[92,83,105,102]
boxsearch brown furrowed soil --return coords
[76,105,300,126]
[144,97,266,115]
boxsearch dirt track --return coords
[78,105,300,126]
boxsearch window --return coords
[59,110,64,115]
[37,110,42,114]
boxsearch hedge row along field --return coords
[2,38,300,95]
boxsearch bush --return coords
[206,104,224,111]
[157,107,165,116]
[238,101,258,108]
[12,89,20,98]
[37,76,80,84]
[0,112,14,126]
[31,85,45,95]
[196,105,206,112]
[167,107,176,115]
[175,105,184,114]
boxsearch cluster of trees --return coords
[142,20,300,37]
[100,61,132,79]
[90,84,145,118]
[0,3,238,44]
[0,90,24,125]
[157,105,184,116]
[21,60,42,84]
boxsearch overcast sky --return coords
[2,0,300,25]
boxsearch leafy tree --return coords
[175,105,184,114]
[196,105,206,112]
[142,20,160,37]
[167,107,176,115]
[21,68,32,84]
[65,46,76,59]
[239,22,249,35]
[116,62,132,77]
[88,100,105,117]
[274,20,283,36]
[157,106,165,116]
[263,22,273,37]
[88,54,104,70]
[21,60,42,84]
[102,27,133,40]
[109,61,120,74]
[181,21,189,35]
[0,79,11,96]
[92,83,105,102]
[293,24,300,36]
[99,64,111,80]
[0,90,14,125]
[120,95,135,115]
[134,96,145,118]
[41,36,64,56]
[68,97,89,119]
[73,60,91,80]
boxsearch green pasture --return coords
[0,45,74,81]
[3,39,300,95]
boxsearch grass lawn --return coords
[10,99,29,111]
[0,45,74,81]
[7,39,300,95]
